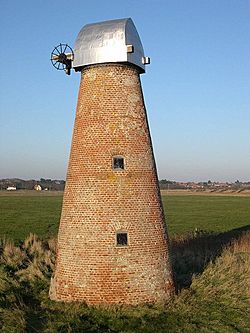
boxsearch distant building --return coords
[34,184,42,191]
[7,186,16,191]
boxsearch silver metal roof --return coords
[72,18,148,73]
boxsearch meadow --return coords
[0,191,250,241]
[0,191,249,332]
[0,194,62,242]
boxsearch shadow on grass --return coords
[170,224,250,291]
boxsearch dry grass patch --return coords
[0,231,249,332]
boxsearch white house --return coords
[7,186,16,191]
[34,184,42,191]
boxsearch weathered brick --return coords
[50,63,174,305]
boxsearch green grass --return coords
[163,195,250,235]
[0,193,250,241]
[0,195,62,241]
[0,192,249,332]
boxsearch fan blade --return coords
[51,55,60,61]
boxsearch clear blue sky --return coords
[0,0,249,182]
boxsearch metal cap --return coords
[73,18,149,73]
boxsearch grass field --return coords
[164,195,250,235]
[0,190,249,332]
[0,191,249,241]
[0,228,249,332]
[0,194,62,241]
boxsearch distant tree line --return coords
[0,178,249,191]
[159,180,187,190]
[159,179,250,190]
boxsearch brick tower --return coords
[50,18,174,305]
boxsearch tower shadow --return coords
[170,225,250,291]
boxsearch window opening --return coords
[112,156,124,170]
[116,232,128,246]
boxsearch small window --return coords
[112,156,124,170]
[116,232,128,246]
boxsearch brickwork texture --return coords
[50,64,174,305]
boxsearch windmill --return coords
[49,18,174,305]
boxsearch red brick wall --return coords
[50,64,174,305]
